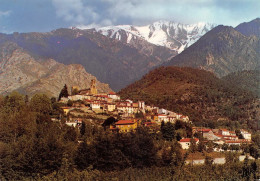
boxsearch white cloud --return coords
[52,0,84,23]
[51,0,260,27]
[0,10,11,17]
[51,0,108,26]
[0,10,11,33]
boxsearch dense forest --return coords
[119,66,259,130]
[222,70,260,98]
[0,91,259,180]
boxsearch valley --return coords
[0,16,260,180]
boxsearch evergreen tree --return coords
[206,141,214,153]
[235,129,244,139]
[30,94,52,115]
[205,155,213,166]
[75,141,96,170]
[50,97,56,104]
[67,100,73,107]
[242,156,251,180]
[58,84,69,101]
[24,95,29,104]
[249,144,259,159]
[161,122,175,141]
[189,138,198,153]
[198,141,206,152]
[80,121,86,136]
[102,117,117,130]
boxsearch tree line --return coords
[0,91,259,180]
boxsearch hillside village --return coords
[59,79,252,152]
[60,79,189,129]
[180,128,252,150]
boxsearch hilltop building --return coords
[70,79,98,97]
[90,79,98,95]
[110,119,138,133]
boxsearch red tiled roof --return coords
[61,107,70,109]
[143,122,156,125]
[109,92,116,95]
[115,120,136,125]
[84,99,93,102]
[179,138,199,142]
[219,129,229,131]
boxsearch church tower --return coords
[90,79,98,95]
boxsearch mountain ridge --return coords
[0,28,171,91]
[235,18,260,38]
[0,42,112,97]
[165,24,260,77]
[84,20,215,54]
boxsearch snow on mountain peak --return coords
[78,20,216,54]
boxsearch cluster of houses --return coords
[179,128,251,150]
[59,80,252,152]
[59,79,190,132]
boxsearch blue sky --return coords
[0,0,259,33]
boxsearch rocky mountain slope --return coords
[0,28,170,91]
[166,22,260,77]
[235,18,260,38]
[0,42,111,97]
[119,66,259,129]
[93,21,215,53]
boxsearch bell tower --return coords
[90,79,97,95]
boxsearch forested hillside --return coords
[119,67,259,129]
[0,92,259,180]
[222,70,260,98]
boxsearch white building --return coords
[240,130,251,140]
[158,114,168,122]
[90,101,101,109]
[138,101,145,109]
[108,92,120,100]
[167,115,177,123]
[126,99,133,104]
[158,108,168,114]
[218,129,230,136]
[179,138,199,149]
[68,95,90,101]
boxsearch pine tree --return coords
[80,121,86,136]
[161,122,175,141]
[58,84,69,101]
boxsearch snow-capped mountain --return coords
[89,20,215,53]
